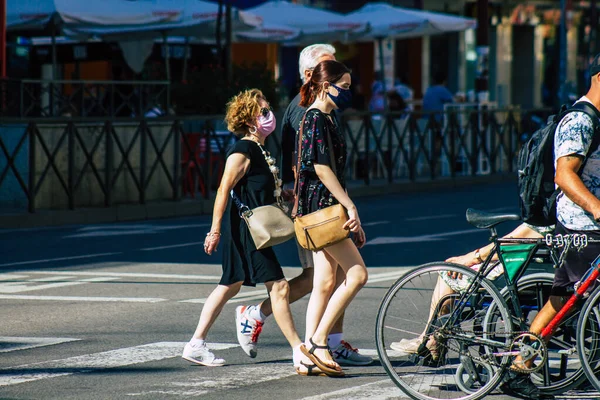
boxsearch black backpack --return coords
[518,102,600,226]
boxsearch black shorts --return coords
[551,222,600,296]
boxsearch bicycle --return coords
[375,208,599,400]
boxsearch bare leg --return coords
[514,295,564,368]
[260,268,314,317]
[420,277,455,336]
[308,239,369,368]
[331,265,346,334]
[192,282,243,339]
[305,251,337,342]
[264,279,302,348]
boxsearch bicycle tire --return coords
[375,262,514,400]
[488,272,586,394]
[577,284,600,392]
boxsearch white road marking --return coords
[405,213,457,222]
[0,252,122,267]
[0,337,80,353]
[22,270,221,281]
[140,242,203,251]
[0,276,121,293]
[65,223,211,238]
[127,363,297,397]
[298,379,406,400]
[179,288,267,304]
[366,228,481,245]
[29,276,77,282]
[63,230,157,238]
[179,271,414,304]
[0,295,167,303]
[78,223,209,231]
[0,274,29,281]
[0,342,237,387]
[362,221,390,227]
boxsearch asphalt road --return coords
[0,182,593,400]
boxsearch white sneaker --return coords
[182,342,225,367]
[332,341,373,366]
[235,305,263,358]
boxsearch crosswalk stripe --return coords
[0,252,122,267]
[127,362,297,397]
[141,242,203,251]
[0,342,238,387]
[178,271,413,304]
[21,270,222,281]
[0,295,167,303]
[0,337,80,353]
[179,288,267,304]
[298,379,406,400]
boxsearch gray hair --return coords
[298,44,336,84]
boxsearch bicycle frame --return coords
[540,254,600,339]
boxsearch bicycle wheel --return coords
[376,262,514,400]
[577,284,600,392]
[486,273,586,394]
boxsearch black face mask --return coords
[327,83,352,111]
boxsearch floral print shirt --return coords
[295,109,346,217]
[554,97,600,231]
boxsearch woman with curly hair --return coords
[182,89,316,375]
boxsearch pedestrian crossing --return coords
[0,270,411,303]
[0,336,409,399]
[1,336,598,399]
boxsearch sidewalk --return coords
[0,174,516,229]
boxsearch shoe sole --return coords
[182,355,225,367]
[389,345,418,354]
[235,306,258,358]
[300,345,345,377]
[334,359,374,366]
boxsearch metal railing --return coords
[0,79,171,118]
[339,107,550,183]
[0,108,549,213]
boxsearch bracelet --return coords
[206,231,221,237]
[474,248,484,263]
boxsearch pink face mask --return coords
[256,110,276,137]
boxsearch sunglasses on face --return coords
[260,106,273,118]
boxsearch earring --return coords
[249,126,257,134]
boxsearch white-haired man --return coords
[234,44,372,369]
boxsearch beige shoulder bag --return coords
[231,142,295,250]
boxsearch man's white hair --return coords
[298,44,336,84]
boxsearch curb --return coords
[0,174,516,229]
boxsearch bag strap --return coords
[230,189,250,217]
[569,102,600,170]
[291,110,337,218]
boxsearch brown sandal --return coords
[295,361,327,376]
[300,339,344,377]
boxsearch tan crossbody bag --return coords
[292,113,349,251]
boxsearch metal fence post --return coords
[386,114,393,183]
[363,115,370,185]
[140,119,147,205]
[67,121,75,209]
[173,119,181,201]
[105,121,113,207]
[27,123,36,213]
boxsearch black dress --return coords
[295,108,347,217]
[220,140,285,287]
